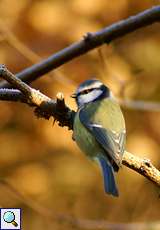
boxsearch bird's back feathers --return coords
[79,98,126,169]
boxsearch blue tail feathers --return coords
[99,157,119,197]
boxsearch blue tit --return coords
[71,79,126,197]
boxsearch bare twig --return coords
[119,99,160,112]
[0,65,33,97]
[0,9,160,111]
[123,151,160,186]
[0,65,75,128]
[0,88,27,103]
[0,65,160,112]
[0,6,160,88]
[0,66,159,187]
[1,87,160,112]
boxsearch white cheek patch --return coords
[78,89,102,105]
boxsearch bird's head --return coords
[71,79,111,107]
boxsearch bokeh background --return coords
[0,1,160,229]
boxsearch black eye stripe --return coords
[78,87,100,96]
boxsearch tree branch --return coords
[0,65,159,188]
[0,6,160,88]
[123,151,160,186]
[1,87,160,112]
[0,88,27,103]
[0,65,75,129]
[120,99,160,112]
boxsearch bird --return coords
[71,79,126,197]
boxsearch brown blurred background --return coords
[0,0,160,229]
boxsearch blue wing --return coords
[79,106,125,168]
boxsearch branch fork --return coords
[0,65,159,188]
[0,6,160,189]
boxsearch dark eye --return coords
[81,89,91,95]
[85,89,90,94]
[80,87,100,95]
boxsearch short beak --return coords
[71,93,77,98]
